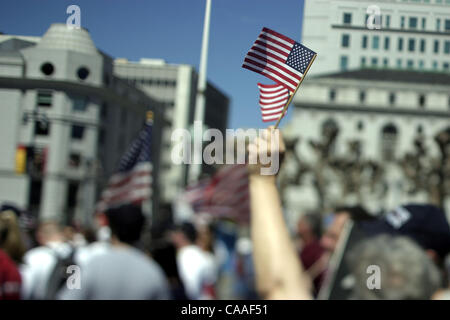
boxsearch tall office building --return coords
[302,0,450,75]
[113,58,230,203]
[0,24,163,224]
[281,0,450,216]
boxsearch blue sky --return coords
[0,0,305,129]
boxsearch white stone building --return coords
[302,0,450,76]
[0,24,163,225]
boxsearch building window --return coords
[418,94,426,108]
[101,103,108,118]
[445,19,450,31]
[408,38,416,52]
[77,67,90,80]
[401,16,405,29]
[407,60,414,69]
[36,91,52,107]
[340,56,348,70]
[35,120,50,136]
[383,58,389,67]
[437,19,441,31]
[434,40,440,53]
[329,89,336,101]
[396,59,402,68]
[71,125,85,140]
[359,91,366,103]
[433,61,438,69]
[419,60,424,69]
[389,93,396,105]
[72,97,88,112]
[444,62,450,70]
[362,35,368,49]
[343,12,352,25]
[384,37,390,50]
[420,39,426,53]
[357,121,364,131]
[342,34,350,48]
[68,153,81,168]
[421,17,426,30]
[371,57,378,67]
[361,57,366,67]
[372,36,380,49]
[386,15,391,28]
[381,123,398,161]
[409,17,418,29]
[445,41,450,54]
[398,38,404,51]
[40,62,55,76]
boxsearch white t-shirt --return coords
[176,245,217,299]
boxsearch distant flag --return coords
[258,83,290,122]
[242,27,316,93]
[96,118,153,213]
[182,164,250,223]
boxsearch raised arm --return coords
[248,127,312,300]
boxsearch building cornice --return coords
[293,102,450,118]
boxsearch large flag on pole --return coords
[258,83,290,122]
[182,164,250,223]
[242,27,316,93]
[96,118,153,213]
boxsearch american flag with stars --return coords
[242,27,316,93]
[96,119,153,213]
[258,83,290,122]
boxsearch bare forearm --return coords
[250,175,311,300]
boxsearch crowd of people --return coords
[1,126,449,300]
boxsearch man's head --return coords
[36,221,64,246]
[168,222,198,249]
[297,212,322,245]
[349,235,441,300]
[105,204,146,245]
[321,206,373,253]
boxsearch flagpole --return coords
[188,0,212,184]
[273,54,317,129]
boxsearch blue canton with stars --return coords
[118,121,152,172]
[286,43,316,74]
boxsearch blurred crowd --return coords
[0,127,449,300]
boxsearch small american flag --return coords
[258,83,290,122]
[183,164,250,223]
[243,27,316,93]
[96,120,153,213]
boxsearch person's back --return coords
[59,204,169,300]
[59,245,169,300]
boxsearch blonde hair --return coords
[0,210,26,263]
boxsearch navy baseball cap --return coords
[360,204,450,260]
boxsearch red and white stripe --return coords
[243,27,303,93]
[258,83,290,122]
[96,162,152,213]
